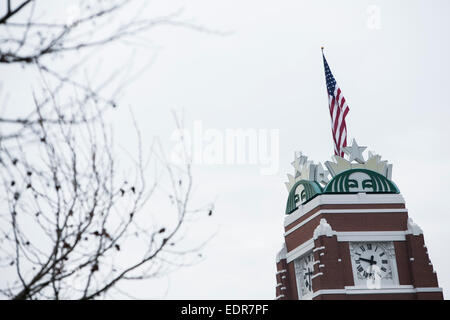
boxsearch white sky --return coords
[1,0,450,299]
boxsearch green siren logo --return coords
[285,139,399,215]
[324,169,399,194]
[286,180,323,215]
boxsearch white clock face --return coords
[352,242,392,281]
[294,252,315,297]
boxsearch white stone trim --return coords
[415,287,443,293]
[276,283,282,287]
[276,269,287,275]
[276,244,287,263]
[310,289,344,298]
[311,286,443,299]
[275,294,285,300]
[286,239,314,263]
[311,272,323,280]
[285,193,405,226]
[336,231,406,242]
[344,284,412,292]
[313,218,335,239]
[406,217,423,236]
[285,208,408,236]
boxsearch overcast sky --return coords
[2,0,450,299]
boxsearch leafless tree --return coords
[0,1,215,299]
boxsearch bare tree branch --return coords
[0,0,216,300]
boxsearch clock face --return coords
[294,252,315,297]
[352,242,392,281]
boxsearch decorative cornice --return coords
[406,217,423,236]
[313,218,335,240]
[284,193,405,227]
[276,244,287,263]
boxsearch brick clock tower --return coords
[275,140,444,300]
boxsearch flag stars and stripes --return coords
[322,50,350,157]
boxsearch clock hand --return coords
[307,267,312,289]
[359,257,377,265]
[303,267,313,291]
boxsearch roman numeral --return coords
[379,252,385,257]
[357,265,364,273]
[360,246,365,252]
[381,267,387,272]
[382,260,388,264]
[356,259,360,264]
[367,244,372,250]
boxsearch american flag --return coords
[322,50,349,157]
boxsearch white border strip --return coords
[285,209,408,236]
[337,231,406,242]
[311,286,443,298]
[285,193,405,227]
[286,239,314,263]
